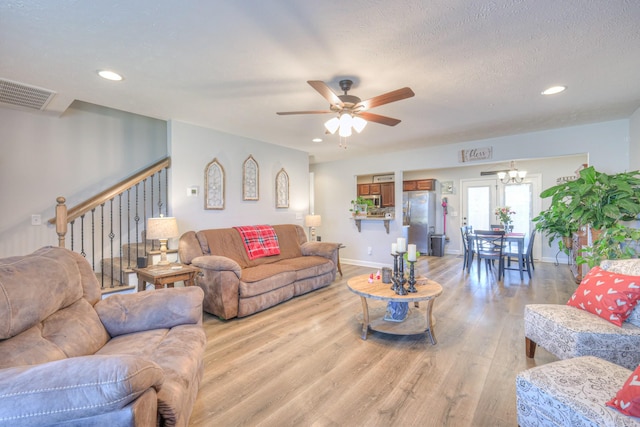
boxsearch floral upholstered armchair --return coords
[524,258,640,370]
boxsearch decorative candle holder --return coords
[390,252,399,292]
[392,251,407,295]
[407,260,417,293]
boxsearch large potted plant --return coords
[533,201,579,254]
[577,223,640,268]
[534,166,640,262]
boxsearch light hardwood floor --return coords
[188,254,574,427]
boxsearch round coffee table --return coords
[346,274,443,344]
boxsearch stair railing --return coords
[49,157,171,289]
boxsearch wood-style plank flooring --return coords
[188,254,574,427]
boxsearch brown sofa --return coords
[0,246,206,427]
[178,224,339,319]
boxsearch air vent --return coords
[0,78,56,111]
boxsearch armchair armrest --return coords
[0,355,163,427]
[301,241,340,259]
[191,255,242,278]
[95,287,204,337]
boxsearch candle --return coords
[407,244,417,261]
[391,243,397,254]
[397,237,406,253]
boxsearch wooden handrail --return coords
[49,157,171,227]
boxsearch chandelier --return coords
[497,161,527,184]
[324,113,367,137]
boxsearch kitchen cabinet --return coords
[403,181,417,191]
[416,179,434,191]
[381,182,394,207]
[403,179,435,191]
[358,184,371,196]
[370,184,381,194]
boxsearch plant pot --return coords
[562,236,573,250]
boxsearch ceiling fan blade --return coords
[355,87,415,111]
[358,111,401,126]
[276,110,333,115]
[307,80,343,107]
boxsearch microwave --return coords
[360,195,381,208]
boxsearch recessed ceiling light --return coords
[312,138,323,143]
[541,85,566,95]
[98,70,123,81]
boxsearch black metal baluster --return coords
[118,193,123,285]
[91,209,95,271]
[126,188,131,269]
[109,199,115,288]
[80,214,86,258]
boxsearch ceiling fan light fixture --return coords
[324,117,339,134]
[352,116,367,133]
[338,113,353,137]
[339,123,352,137]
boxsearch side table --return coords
[133,264,200,292]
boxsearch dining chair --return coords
[460,225,474,271]
[526,230,536,272]
[472,230,506,280]
[505,230,536,279]
[490,224,504,230]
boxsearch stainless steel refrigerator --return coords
[403,191,437,255]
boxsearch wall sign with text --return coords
[459,147,493,163]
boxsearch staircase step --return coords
[97,273,135,297]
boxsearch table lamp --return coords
[146,216,179,265]
[304,214,322,241]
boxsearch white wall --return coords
[168,120,310,238]
[0,102,167,257]
[312,120,630,268]
[630,107,640,170]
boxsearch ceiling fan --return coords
[276,80,415,136]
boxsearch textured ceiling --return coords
[1,0,639,163]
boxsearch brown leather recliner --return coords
[0,246,206,427]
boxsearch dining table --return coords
[466,231,529,280]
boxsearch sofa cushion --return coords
[524,304,640,370]
[567,266,640,326]
[197,224,306,269]
[240,269,297,297]
[0,355,164,427]
[0,246,87,339]
[0,298,110,369]
[96,287,204,336]
[98,325,206,427]
[516,356,633,427]
[278,255,335,281]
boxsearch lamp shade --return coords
[146,217,179,240]
[304,215,322,227]
[324,117,340,134]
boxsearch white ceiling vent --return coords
[0,78,56,111]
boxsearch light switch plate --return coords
[31,214,42,226]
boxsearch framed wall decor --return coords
[275,168,289,208]
[243,155,259,201]
[204,158,225,210]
